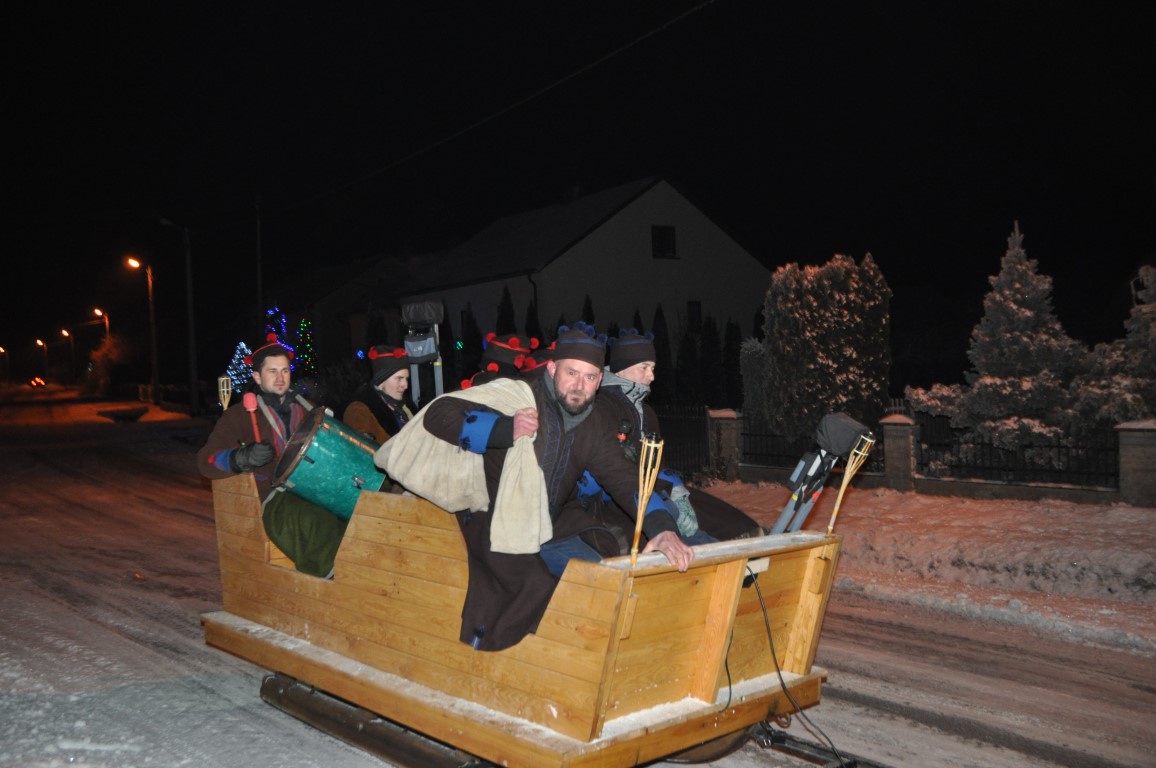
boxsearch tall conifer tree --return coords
[650,304,674,405]
[495,286,516,335]
[908,223,1087,451]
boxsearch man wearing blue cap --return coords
[398,322,692,650]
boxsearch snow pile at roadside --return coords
[703,480,1156,653]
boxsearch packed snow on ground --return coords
[1,397,1153,768]
[704,479,1156,654]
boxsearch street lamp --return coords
[160,218,199,416]
[61,329,75,382]
[35,338,48,377]
[0,346,8,384]
[126,256,159,403]
[94,308,110,339]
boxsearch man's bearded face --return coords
[548,359,602,415]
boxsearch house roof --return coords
[397,177,663,295]
[268,176,690,314]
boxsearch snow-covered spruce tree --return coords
[908,223,1087,453]
[758,254,891,441]
[1070,265,1156,431]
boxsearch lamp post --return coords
[0,346,8,384]
[35,338,48,378]
[93,308,110,339]
[127,256,159,403]
[61,329,75,382]
[160,218,199,416]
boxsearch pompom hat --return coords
[551,321,607,368]
[245,333,294,370]
[367,346,409,385]
[461,333,540,389]
[519,340,555,373]
[607,328,656,373]
[481,332,538,375]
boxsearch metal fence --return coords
[740,428,814,469]
[652,404,711,477]
[671,405,1120,490]
[913,413,1119,488]
[879,403,1117,488]
[741,420,886,474]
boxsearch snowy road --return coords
[1,396,1153,767]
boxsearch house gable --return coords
[404,179,771,342]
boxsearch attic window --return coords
[651,225,677,260]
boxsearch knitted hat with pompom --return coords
[367,346,408,385]
[607,328,656,373]
[551,321,607,368]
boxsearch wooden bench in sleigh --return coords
[201,473,841,767]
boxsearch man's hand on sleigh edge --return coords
[642,530,695,572]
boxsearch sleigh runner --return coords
[201,472,841,767]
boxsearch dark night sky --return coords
[6,2,1154,390]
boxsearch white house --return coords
[393,177,772,344]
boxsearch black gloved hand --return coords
[230,441,275,473]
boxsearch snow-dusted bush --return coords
[752,253,891,441]
[1070,264,1156,431]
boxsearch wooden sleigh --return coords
[201,473,842,767]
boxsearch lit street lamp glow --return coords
[94,308,110,338]
[61,329,75,381]
[126,256,159,403]
[35,338,48,377]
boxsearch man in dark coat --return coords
[419,322,694,650]
[591,328,763,542]
[198,335,347,578]
[342,346,414,444]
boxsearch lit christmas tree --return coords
[224,342,253,390]
[293,316,316,374]
[263,306,296,367]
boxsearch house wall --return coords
[405,182,772,344]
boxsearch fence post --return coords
[880,414,916,492]
[707,408,741,481]
[1116,420,1156,507]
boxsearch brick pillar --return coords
[1116,420,1156,507]
[880,414,915,492]
[707,409,741,481]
